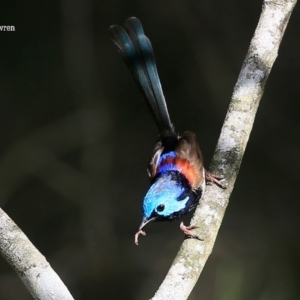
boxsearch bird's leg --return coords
[205,170,227,189]
[180,222,203,240]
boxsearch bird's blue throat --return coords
[142,170,202,223]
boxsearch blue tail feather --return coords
[109,17,174,137]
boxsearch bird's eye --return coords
[157,204,165,212]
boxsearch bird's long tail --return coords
[109,17,175,138]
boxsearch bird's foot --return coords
[134,230,146,245]
[205,170,227,189]
[180,222,203,240]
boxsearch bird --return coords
[109,17,225,245]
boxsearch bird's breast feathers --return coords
[156,151,202,189]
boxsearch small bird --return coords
[109,17,225,245]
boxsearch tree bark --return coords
[0,208,74,300]
[151,1,297,299]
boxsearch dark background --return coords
[0,1,300,299]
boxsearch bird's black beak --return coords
[138,217,156,230]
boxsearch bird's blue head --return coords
[138,171,200,230]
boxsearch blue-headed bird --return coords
[109,17,225,245]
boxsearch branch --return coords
[151,0,297,299]
[0,208,74,300]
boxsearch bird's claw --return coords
[135,229,146,245]
[205,171,227,189]
[180,222,203,240]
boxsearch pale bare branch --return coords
[151,1,297,299]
